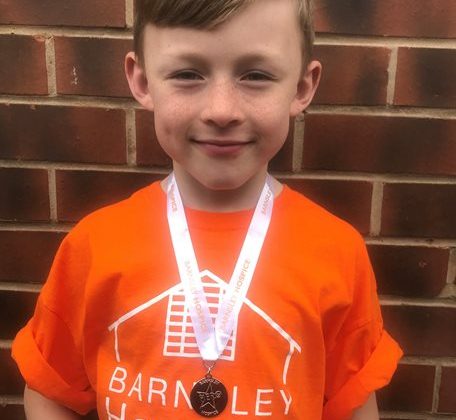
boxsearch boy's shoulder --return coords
[280,184,365,249]
[69,180,164,238]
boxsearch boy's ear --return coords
[125,51,154,111]
[289,60,322,117]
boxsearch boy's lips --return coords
[191,138,253,156]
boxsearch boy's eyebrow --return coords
[234,52,283,68]
[159,51,283,68]
[159,52,208,68]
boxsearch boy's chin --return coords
[174,164,268,193]
[190,171,255,192]
[197,176,245,192]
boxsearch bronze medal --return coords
[190,374,228,417]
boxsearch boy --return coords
[12,0,402,419]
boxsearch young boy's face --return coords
[127,0,321,194]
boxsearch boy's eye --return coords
[171,70,203,81]
[242,71,274,82]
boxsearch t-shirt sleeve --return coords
[322,234,403,420]
[11,225,96,415]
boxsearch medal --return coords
[167,173,274,416]
[190,362,228,417]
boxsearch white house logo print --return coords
[108,269,301,385]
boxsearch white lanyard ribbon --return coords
[167,173,274,361]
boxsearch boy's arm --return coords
[24,385,81,420]
[351,392,379,420]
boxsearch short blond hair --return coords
[134,0,314,66]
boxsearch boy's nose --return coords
[200,80,244,128]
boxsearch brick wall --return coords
[0,0,455,419]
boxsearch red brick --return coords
[0,0,125,27]
[303,114,456,176]
[382,306,456,357]
[0,35,47,95]
[0,348,25,394]
[314,0,456,38]
[380,418,422,420]
[0,104,126,164]
[439,366,456,413]
[56,170,163,222]
[135,110,172,168]
[380,418,421,420]
[0,405,26,420]
[0,291,38,339]
[282,179,372,234]
[55,37,132,98]
[0,231,65,283]
[395,48,456,108]
[381,183,456,238]
[368,245,449,298]
[376,364,435,411]
[313,45,390,105]
[0,168,49,222]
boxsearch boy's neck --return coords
[161,166,282,213]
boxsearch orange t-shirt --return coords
[12,182,402,419]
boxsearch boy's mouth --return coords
[191,138,252,156]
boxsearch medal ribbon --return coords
[167,173,274,361]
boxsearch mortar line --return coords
[0,95,138,109]
[0,282,41,293]
[48,169,58,222]
[379,297,456,308]
[438,249,456,299]
[308,105,456,120]
[2,96,455,119]
[386,47,398,105]
[0,159,169,173]
[0,339,13,349]
[401,356,456,367]
[126,108,137,166]
[445,249,456,285]
[369,181,384,236]
[126,0,134,28]
[0,223,72,232]
[278,171,456,185]
[0,396,24,405]
[44,35,57,96]
[3,25,456,48]
[379,411,456,420]
[292,117,305,173]
[2,159,455,184]
[365,237,456,247]
[315,34,456,49]
[432,365,442,413]
[0,25,132,39]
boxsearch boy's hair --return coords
[134,0,314,67]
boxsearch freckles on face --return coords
[139,0,305,193]
[152,94,190,139]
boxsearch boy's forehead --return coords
[142,0,302,58]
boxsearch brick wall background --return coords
[0,0,455,419]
